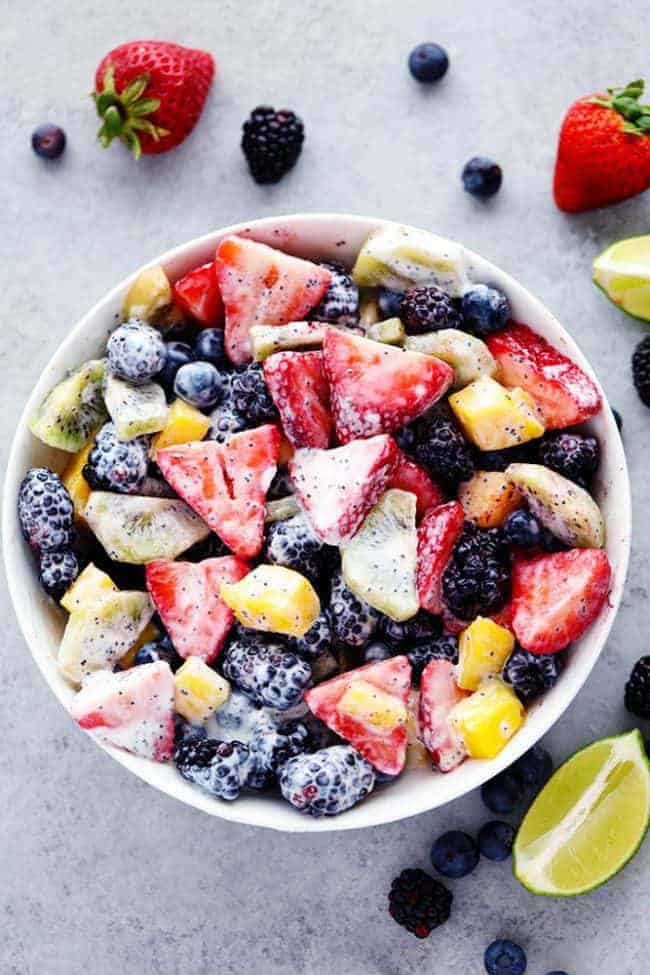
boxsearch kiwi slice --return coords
[342,489,419,622]
[104,373,169,440]
[405,329,497,389]
[29,359,108,452]
[85,492,210,564]
[251,322,328,361]
[506,463,605,548]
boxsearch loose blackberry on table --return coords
[241,105,304,184]
[624,656,650,719]
[388,868,452,938]
[632,335,650,406]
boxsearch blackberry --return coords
[241,105,304,184]
[174,737,250,800]
[537,432,600,487]
[400,285,462,335]
[477,442,535,472]
[388,868,452,938]
[503,510,543,549]
[213,688,262,741]
[413,412,475,484]
[264,513,324,581]
[442,523,510,621]
[393,425,418,455]
[407,634,459,682]
[478,820,515,862]
[461,284,511,337]
[229,363,278,424]
[107,320,166,385]
[222,639,312,710]
[18,467,74,552]
[632,335,650,406]
[292,711,342,751]
[247,715,311,789]
[379,608,441,648]
[329,571,380,646]
[174,715,208,745]
[430,830,480,879]
[624,656,650,718]
[312,261,359,325]
[134,640,183,672]
[279,745,375,816]
[38,549,79,600]
[289,612,332,659]
[504,647,563,702]
[208,402,248,443]
[83,422,149,493]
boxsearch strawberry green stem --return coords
[92,66,169,159]
[592,79,650,135]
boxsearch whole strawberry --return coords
[93,40,214,158]
[554,80,650,212]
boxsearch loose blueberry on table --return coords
[19,223,611,820]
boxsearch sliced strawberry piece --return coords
[172,261,224,328]
[490,601,514,633]
[289,434,398,545]
[416,501,465,614]
[486,323,602,429]
[263,350,332,449]
[70,661,175,762]
[418,659,468,772]
[156,425,280,558]
[215,236,332,365]
[146,557,249,663]
[323,329,454,443]
[512,548,612,654]
[389,449,444,520]
[305,656,412,775]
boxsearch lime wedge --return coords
[593,235,650,321]
[513,730,650,896]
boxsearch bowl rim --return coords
[3,212,631,832]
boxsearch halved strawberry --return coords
[263,350,332,449]
[416,501,465,614]
[215,236,332,365]
[289,434,398,545]
[389,449,444,520]
[156,425,280,558]
[70,661,175,762]
[418,659,468,772]
[486,323,602,429]
[172,261,224,328]
[512,548,612,654]
[323,329,454,443]
[305,656,412,775]
[146,557,249,662]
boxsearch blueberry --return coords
[461,285,511,337]
[481,768,524,814]
[430,830,480,878]
[408,43,449,83]
[107,321,166,385]
[362,640,395,664]
[158,341,194,395]
[484,940,527,975]
[195,328,228,370]
[512,745,553,789]
[378,288,404,319]
[477,820,515,861]
[174,361,224,409]
[134,640,183,672]
[38,549,79,600]
[462,157,503,199]
[32,123,66,159]
[503,510,543,549]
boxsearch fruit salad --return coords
[18,224,613,818]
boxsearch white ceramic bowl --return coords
[3,214,631,832]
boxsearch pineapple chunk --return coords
[119,622,161,669]
[450,679,524,759]
[220,565,320,638]
[174,658,230,724]
[338,679,408,730]
[62,437,96,522]
[458,471,522,528]
[151,399,211,457]
[122,265,172,323]
[367,318,405,346]
[457,617,515,691]
[60,563,116,612]
[449,376,544,450]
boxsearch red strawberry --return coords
[156,425,280,558]
[305,656,412,775]
[323,329,453,443]
[263,350,332,449]
[289,435,398,545]
[172,262,224,328]
[93,41,214,158]
[215,237,332,365]
[389,449,444,520]
[512,548,612,654]
[70,661,175,762]
[418,659,468,772]
[490,601,514,633]
[416,501,465,615]
[554,80,650,213]
[146,557,248,663]
[486,323,601,429]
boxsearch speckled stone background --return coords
[2,1,650,972]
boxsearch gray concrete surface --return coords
[2,1,650,972]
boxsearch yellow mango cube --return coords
[458,471,523,528]
[450,679,524,759]
[62,438,96,523]
[60,562,116,612]
[338,679,408,731]
[119,622,161,669]
[151,399,211,457]
[122,265,172,323]
[457,617,515,691]
[220,565,320,637]
[449,376,544,450]
[174,658,230,724]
